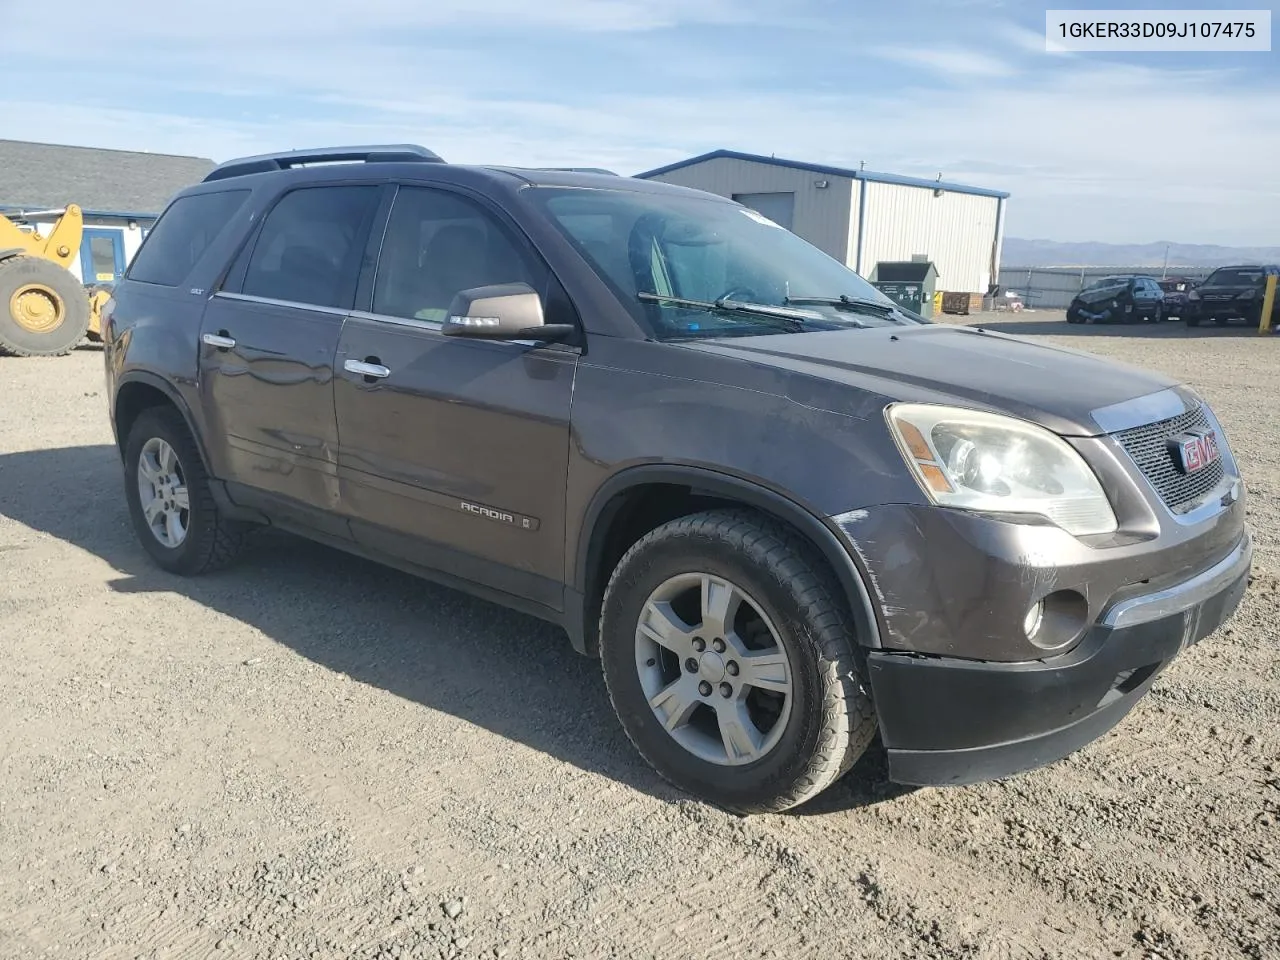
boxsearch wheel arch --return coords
[113,372,206,462]
[113,372,265,524]
[568,464,883,658]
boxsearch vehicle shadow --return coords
[791,737,916,816]
[0,444,903,814]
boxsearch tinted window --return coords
[242,186,379,309]
[372,187,542,323]
[126,190,249,286]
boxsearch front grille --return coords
[1115,406,1226,514]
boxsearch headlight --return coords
[885,403,1119,537]
[1188,290,1201,301]
[1236,290,1258,300]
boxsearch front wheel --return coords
[599,510,876,814]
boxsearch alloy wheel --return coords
[136,437,190,548]
[634,572,793,766]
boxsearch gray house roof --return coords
[637,149,1010,200]
[0,139,216,218]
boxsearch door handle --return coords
[202,332,236,350]
[344,358,391,380]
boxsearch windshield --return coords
[1205,267,1264,285]
[526,186,907,339]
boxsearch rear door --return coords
[198,183,383,532]
[1136,278,1161,314]
[332,183,579,610]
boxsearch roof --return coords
[635,149,1010,200]
[0,139,216,218]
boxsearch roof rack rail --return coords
[202,144,444,182]
[534,167,619,176]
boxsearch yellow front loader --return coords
[0,204,110,357]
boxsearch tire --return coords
[123,407,251,575]
[1186,315,1200,327]
[0,255,92,357]
[599,509,876,814]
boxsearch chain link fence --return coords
[995,266,1215,310]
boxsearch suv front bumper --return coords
[866,531,1252,786]
[1188,301,1261,323]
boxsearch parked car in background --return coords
[1185,264,1280,328]
[1066,275,1166,324]
[1157,277,1198,320]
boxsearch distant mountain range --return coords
[1003,238,1280,269]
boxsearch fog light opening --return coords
[1028,589,1090,652]
[1023,601,1045,639]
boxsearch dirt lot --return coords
[1,312,1278,960]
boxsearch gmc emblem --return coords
[1169,429,1220,474]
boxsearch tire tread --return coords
[599,508,877,814]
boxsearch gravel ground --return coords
[1,313,1277,960]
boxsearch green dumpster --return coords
[870,260,940,318]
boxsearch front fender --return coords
[571,462,884,655]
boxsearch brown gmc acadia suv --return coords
[102,146,1251,813]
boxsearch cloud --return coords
[5,0,757,40]
[872,45,1017,78]
[1,1,1276,245]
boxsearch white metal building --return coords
[0,140,215,286]
[636,150,1009,304]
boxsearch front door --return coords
[333,184,578,611]
[198,183,383,532]
[80,228,126,284]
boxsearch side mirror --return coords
[441,283,576,343]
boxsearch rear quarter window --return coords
[127,189,251,287]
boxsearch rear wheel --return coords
[599,509,876,814]
[0,255,91,357]
[123,407,251,575]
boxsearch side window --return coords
[126,189,250,287]
[372,186,543,323]
[242,186,380,309]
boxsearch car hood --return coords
[1075,285,1128,305]
[679,324,1179,437]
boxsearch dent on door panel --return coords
[199,295,343,512]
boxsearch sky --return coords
[1,0,1276,245]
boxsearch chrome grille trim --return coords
[1114,406,1226,514]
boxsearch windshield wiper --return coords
[637,292,824,330]
[785,294,896,318]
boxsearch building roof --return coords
[0,139,216,218]
[635,149,1010,200]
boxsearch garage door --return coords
[731,192,795,231]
